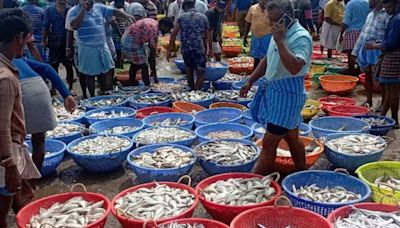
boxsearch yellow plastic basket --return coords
[355,161,400,205]
[309,65,326,76]
[301,99,321,120]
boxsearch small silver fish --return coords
[172,91,213,102]
[131,146,194,168]
[292,184,361,203]
[80,97,125,108]
[71,135,131,155]
[361,117,389,127]
[134,127,195,145]
[326,134,386,155]
[46,123,82,138]
[87,110,131,119]
[160,223,205,228]
[215,89,255,102]
[374,174,400,191]
[100,126,138,134]
[334,206,400,228]
[131,94,171,104]
[53,105,85,122]
[206,130,243,140]
[216,73,245,82]
[152,118,188,127]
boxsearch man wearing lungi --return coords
[339,0,370,75]
[320,0,344,58]
[240,0,312,174]
[366,0,400,128]
[243,0,272,69]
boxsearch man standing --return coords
[320,0,344,58]
[167,0,209,90]
[0,8,41,226]
[236,0,252,37]
[243,0,272,69]
[206,0,225,61]
[21,0,45,60]
[339,0,370,75]
[137,0,158,19]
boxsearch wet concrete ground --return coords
[6,54,400,227]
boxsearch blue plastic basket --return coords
[89,118,144,138]
[132,126,197,147]
[353,115,395,136]
[282,170,371,217]
[157,77,177,84]
[195,123,253,143]
[194,107,243,128]
[127,143,197,183]
[84,107,136,125]
[252,122,311,139]
[214,91,253,106]
[195,139,260,175]
[128,93,172,109]
[205,62,229,81]
[25,139,66,176]
[47,121,83,144]
[175,59,186,73]
[242,109,255,127]
[212,80,236,90]
[309,117,371,138]
[80,95,127,111]
[232,80,262,90]
[175,79,211,92]
[143,112,194,129]
[66,134,133,173]
[324,133,386,173]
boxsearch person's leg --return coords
[102,69,114,92]
[86,75,96,97]
[116,49,123,69]
[128,63,140,86]
[284,128,306,171]
[389,84,399,125]
[148,47,158,83]
[31,132,46,171]
[327,49,332,58]
[253,132,284,175]
[363,66,373,107]
[347,51,356,72]
[254,58,261,70]
[187,67,195,90]
[64,60,74,91]
[381,84,391,116]
[141,63,150,86]
[194,52,206,90]
[0,195,13,227]
[79,73,87,99]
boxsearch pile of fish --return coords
[116,86,151,96]
[70,136,131,155]
[131,146,194,168]
[333,206,400,228]
[292,184,361,203]
[215,90,255,101]
[206,130,243,140]
[27,196,106,228]
[196,141,258,165]
[130,94,171,104]
[326,134,386,154]
[100,126,138,134]
[160,223,205,228]
[46,123,81,138]
[134,127,195,145]
[80,97,125,108]
[87,110,131,119]
[151,118,189,127]
[201,175,277,206]
[114,184,195,220]
[53,105,85,122]
[216,73,245,82]
[152,83,188,93]
[172,91,213,102]
[374,174,400,191]
[361,117,389,126]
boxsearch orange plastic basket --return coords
[209,102,247,111]
[319,75,359,95]
[256,136,324,174]
[304,80,313,92]
[222,46,241,57]
[172,101,206,114]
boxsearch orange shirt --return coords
[245,3,271,38]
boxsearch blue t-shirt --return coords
[237,0,252,11]
[43,5,70,35]
[178,9,210,53]
[382,10,400,51]
[343,0,370,31]
[22,4,45,42]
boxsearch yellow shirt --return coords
[324,0,344,25]
[245,4,271,38]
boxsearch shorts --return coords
[266,123,289,136]
[182,50,206,72]
[212,42,222,54]
[48,47,67,65]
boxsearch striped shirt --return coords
[67,3,114,47]
[143,1,158,19]
[21,4,45,42]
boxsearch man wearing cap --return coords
[167,0,210,90]
[206,0,225,61]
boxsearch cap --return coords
[127,2,147,18]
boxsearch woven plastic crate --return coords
[194,107,242,128]
[195,123,253,143]
[309,116,371,138]
[89,118,144,138]
[84,107,136,125]
[143,112,194,129]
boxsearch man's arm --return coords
[204,28,210,55]
[324,17,341,26]
[167,23,181,61]
[70,5,87,30]
[276,40,306,75]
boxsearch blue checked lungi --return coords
[250,76,307,130]
[250,34,272,59]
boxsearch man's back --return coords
[178,9,209,52]
[21,4,44,40]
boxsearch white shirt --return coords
[168,0,208,22]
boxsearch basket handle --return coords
[266,172,281,182]
[177,175,192,187]
[273,196,293,208]
[334,168,350,176]
[377,182,396,195]
[149,111,159,115]
[142,219,158,228]
[318,136,327,144]
[379,193,399,206]
[381,136,394,143]
[70,183,87,193]
[40,223,55,228]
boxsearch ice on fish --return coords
[134,127,195,145]
[172,91,213,102]
[100,126,138,134]
[80,97,125,108]
[131,146,194,168]
[70,135,131,155]
[326,134,386,155]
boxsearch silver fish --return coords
[374,174,400,191]
[131,146,194,168]
[206,130,243,140]
[151,83,189,93]
[216,73,245,82]
[100,126,138,134]
[131,94,171,104]
[172,91,213,102]
[361,117,389,127]
[151,118,189,127]
[326,134,386,155]
[87,110,131,119]
[46,123,82,138]
[115,86,152,96]
[134,127,195,145]
[334,206,400,228]
[160,223,205,228]
[215,89,255,101]
[80,97,125,108]
[70,136,131,155]
[292,184,361,203]
[53,105,85,122]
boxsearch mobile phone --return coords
[277,14,293,28]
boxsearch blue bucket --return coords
[143,112,194,129]
[282,170,371,216]
[66,134,133,173]
[47,121,83,144]
[89,118,144,138]
[194,107,243,128]
[353,115,395,136]
[80,95,127,111]
[127,143,197,183]
[243,109,255,127]
[132,126,197,147]
[174,79,211,92]
[128,93,172,109]
[299,123,312,137]
[212,80,237,90]
[157,77,177,84]
[309,117,371,138]
[205,62,229,81]
[195,123,253,143]
[175,59,186,73]
[26,139,66,176]
[84,107,136,125]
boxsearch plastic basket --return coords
[221,45,241,57]
[327,105,369,117]
[85,107,136,125]
[194,107,242,128]
[282,170,371,217]
[16,184,111,228]
[132,126,197,147]
[353,115,395,136]
[324,133,386,173]
[318,95,357,113]
[172,101,206,114]
[242,109,255,127]
[195,123,253,143]
[355,161,400,205]
[209,102,246,111]
[66,134,133,173]
[231,80,262,90]
[80,95,127,111]
[205,62,229,81]
[320,75,359,95]
[195,173,282,224]
[158,218,229,228]
[143,112,194,129]
[309,64,326,76]
[175,59,187,73]
[156,77,177,84]
[304,80,313,92]
[301,100,321,120]
[195,139,260,175]
[110,181,199,228]
[47,121,83,144]
[89,118,144,138]
[212,80,237,90]
[25,139,66,176]
[128,93,172,110]
[135,106,173,119]
[231,196,332,228]
[127,144,196,183]
[309,116,371,138]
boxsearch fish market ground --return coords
[6,56,400,227]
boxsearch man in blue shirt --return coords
[21,0,45,60]
[236,0,252,37]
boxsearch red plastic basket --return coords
[16,184,111,228]
[157,218,229,228]
[111,181,199,228]
[135,106,173,119]
[359,73,383,93]
[195,173,282,224]
[318,95,356,113]
[172,101,206,114]
[327,105,369,116]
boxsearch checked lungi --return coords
[342,30,361,51]
[375,50,400,84]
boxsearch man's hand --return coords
[243,38,248,47]
[64,96,76,113]
[365,42,379,50]
[5,166,21,193]
[240,81,252,98]
[271,21,287,42]
[166,51,173,62]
